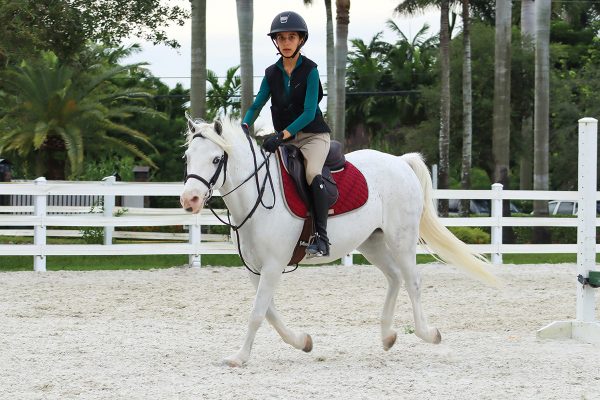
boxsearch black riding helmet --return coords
[268,11,308,58]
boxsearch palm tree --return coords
[236,0,253,119]
[345,33,388,149]
[492,0,511,187]
[492,0,515,242]
[303,0,336,131]
[395,0,451,215]
[0,51,159,180]
[519,0,535,190]
[460,0,473,217]
[190,0,207,119]
[324,0,336,131]
[206,67,242,120]
[438,0,451,215]
[381,21,436,125]
[345,24,436,152]
[533,0,552,243]
[334,0,350,147]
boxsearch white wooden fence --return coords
[0,119,598,273]
[0,170,597,269]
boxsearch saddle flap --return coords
[325,140,346,171]
[280,145,310,207]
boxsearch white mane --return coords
[185,117,258,153]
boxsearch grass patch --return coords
[3,253,585,272]
[0,254,243,271]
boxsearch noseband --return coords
[184,133,228,204]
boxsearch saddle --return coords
[276,141,369,265]
[279,140,346,211]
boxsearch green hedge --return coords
[448,227,490,244]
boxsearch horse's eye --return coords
[212,156,221,164]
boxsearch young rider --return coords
[241,11,332,257]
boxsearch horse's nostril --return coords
[191,196,200,203]
[185,207,193,212]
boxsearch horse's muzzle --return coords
[180,191,204,214]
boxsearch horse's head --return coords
[180,116,229,214]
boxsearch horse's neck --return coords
[219,140,279,224]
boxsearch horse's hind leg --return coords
[396,250,441,344]
[247,272,312,352]
[358,232,403,350]
[359,231,441,349]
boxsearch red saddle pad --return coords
[278,156,369,218]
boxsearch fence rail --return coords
[1,178,598,271]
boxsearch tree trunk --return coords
[519,0,535,190]
[325,0,336,132]
[492,0,511,186]
[520,0,536,40]
[190,0,206,119]
[533,0,552,243]
[493,0,514,242]
[236,0,254,119]
[334,0,350,148]
[41,136,67,180]
[438,0,450,216]
[459,0,472,218]
[519,117,533,190]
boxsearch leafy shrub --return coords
[79,156,135,181]
[448,227,490,244]
[79,202,127,244]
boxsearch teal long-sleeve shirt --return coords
[242,56,321,136]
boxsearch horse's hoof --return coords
[432,329,442,344]
[302,334,313,353]
[222,356,244,367]
[383,332,397,351]
[416,327,442,344]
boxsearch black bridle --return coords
[184,133,228,204]
[184,129,295,275]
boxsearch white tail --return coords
[401,153,498,286]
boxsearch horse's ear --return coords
[214,120,223,135]
[187,119,195,134]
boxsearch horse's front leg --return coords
[223,266,283,367]
[246,272,313,352]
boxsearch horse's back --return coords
[345,149,423,201]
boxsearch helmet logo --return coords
[280,15,288,24]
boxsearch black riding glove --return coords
[262,131,284,153]
[241,123,250,136]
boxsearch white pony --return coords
[180,117,496,367]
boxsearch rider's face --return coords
[276,32,302,57]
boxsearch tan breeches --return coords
[287,132,331,185]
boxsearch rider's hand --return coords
[262,131,284,153]
[241,123,250,136]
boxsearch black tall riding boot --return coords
[306,175,330,257]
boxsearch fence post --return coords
[103,175,116,245]
[188,218,201,268]
[490,183,503,265]
[576,118,597,322]
[33,177,47,272]
[342,253,353,266]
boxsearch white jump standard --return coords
[537,117,600,344]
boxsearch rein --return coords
[186,130,295,275]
